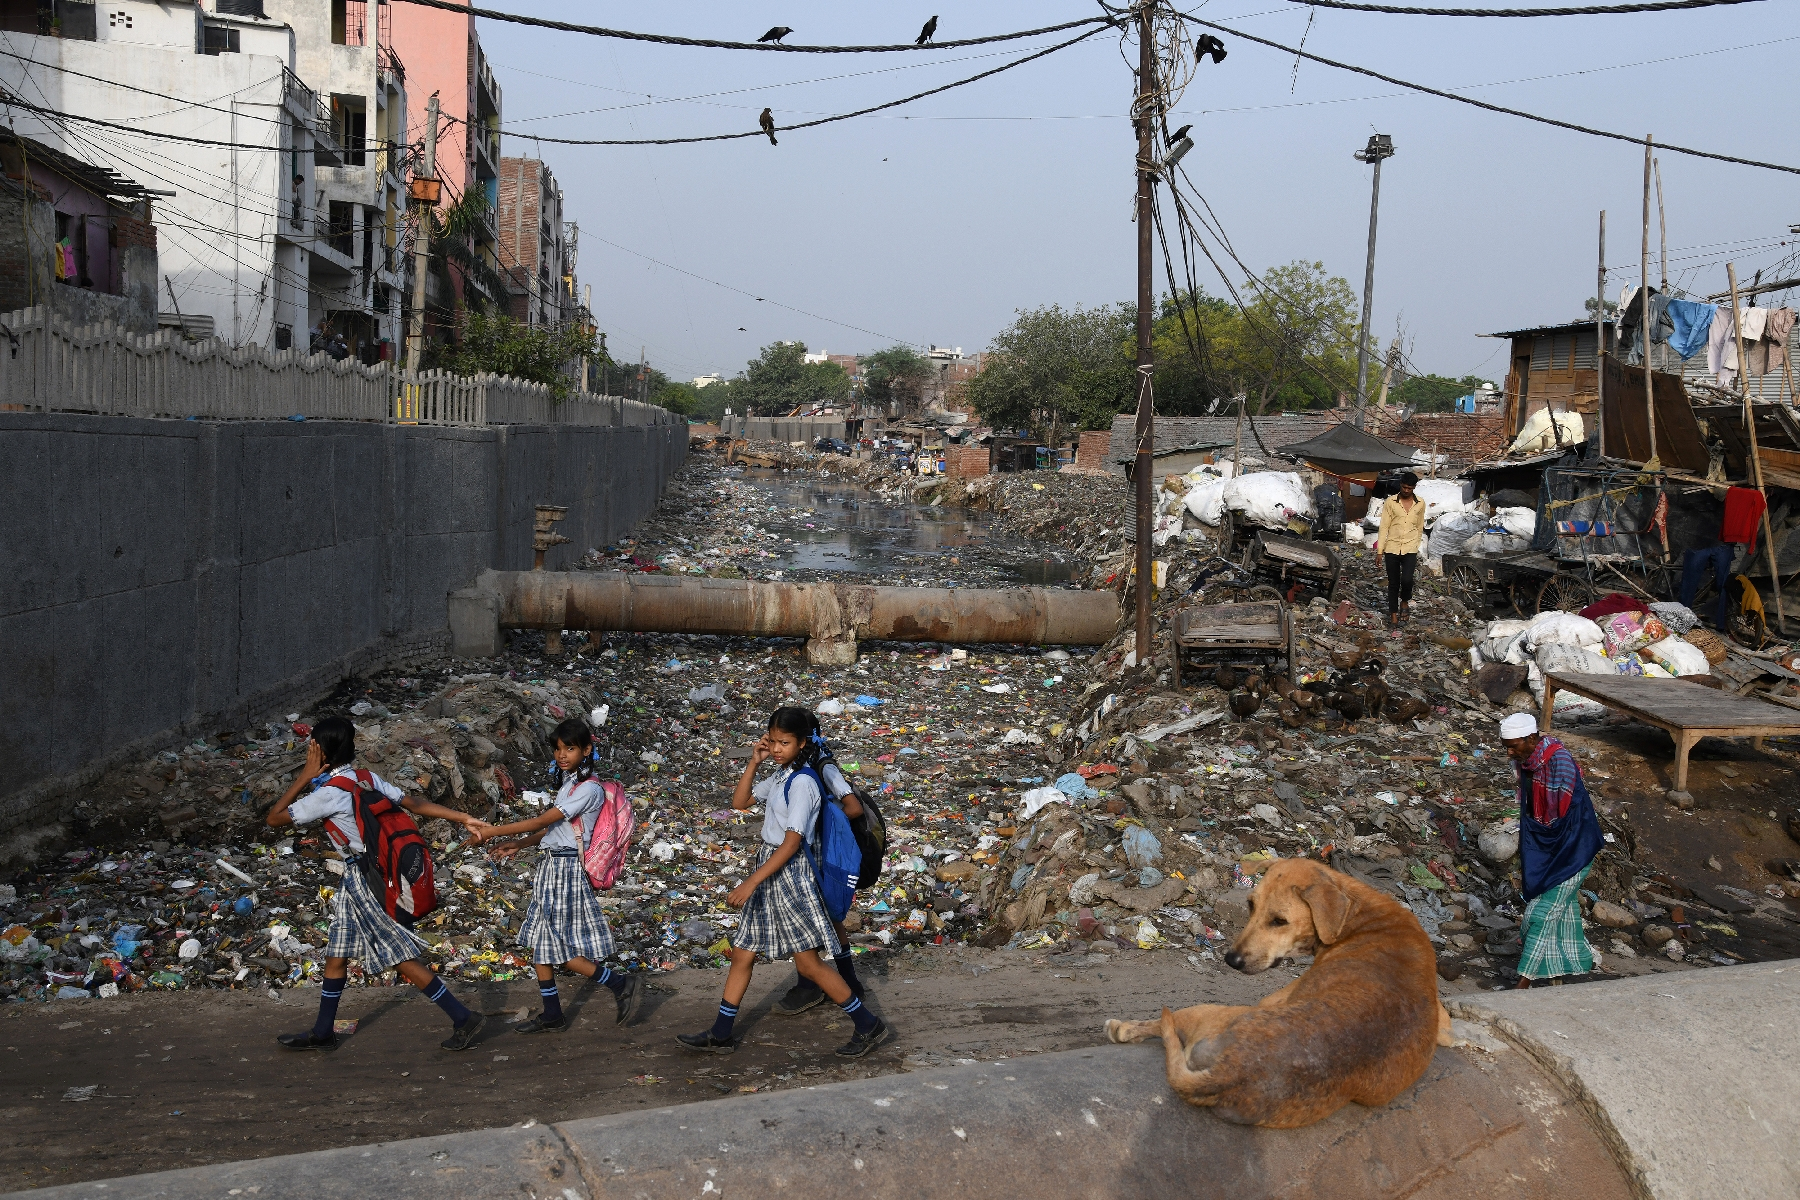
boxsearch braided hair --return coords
[767,705,824,773]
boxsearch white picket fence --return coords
[0,306,679,427]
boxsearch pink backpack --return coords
[571,780,635,890]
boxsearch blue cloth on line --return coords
[1666,299,1717,360]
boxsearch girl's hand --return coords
[726,881,755,908]
[488,842,519,863]
[303,741,326,777]
[749,738,772,768]
[462,823,494,847]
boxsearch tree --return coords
[435,309,601,398]
[1390,373,1496,413]
[720,342,851,415]
[430,190,512,310]
[859,345,931,414]
[1584,296,1619,319]
[964,303,1136,440]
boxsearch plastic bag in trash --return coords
[1122,825,1163,869]
[1019,787,1066,820]
[816,698,845,715]
[1054,772,1100,801]
[686,684,724,704]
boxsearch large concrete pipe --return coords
[448,570,1121,663]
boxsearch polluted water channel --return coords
[738,469,1080,586]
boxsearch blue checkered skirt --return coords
[519,851,616,966]
[325,862,428,971]
[733,846,840,960]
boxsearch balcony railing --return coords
[314,213,355,259]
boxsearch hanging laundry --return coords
[1707,308,1738,386]
[1615,288,1672,366]
[1721,486,1766,555]
[1665,298,1716,360]
[1739,306,1768,343]
[1747,307,1794,378]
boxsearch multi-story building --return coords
[387,0,503,320]
[262,0,410,360]
[0,0,376,351]
[496,155,578,328]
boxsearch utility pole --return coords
[1641,135,1656,463]
[1131,0,1156,665]
[405,92,440,370]
[1352,133,1395,430]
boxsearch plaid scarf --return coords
[1519,737,1578,826]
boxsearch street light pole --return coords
[1352,133,1395,430]
[405,92,440,371]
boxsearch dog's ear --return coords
[1301,870,1355,945]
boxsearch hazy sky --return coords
[474,2,1797,386]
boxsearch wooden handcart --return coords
[1241,531,1341,603]
[1170,600,1297,686]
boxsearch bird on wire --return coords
[916,15,938,44]
[758,26,793,43]
[1168,123,1192,144]
[1196,34,1226,63]
[759,108,778,146]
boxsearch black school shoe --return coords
[514,1011,567,1034]
[676,1030,738,1055]
[775,977,825,1016]
[614,973,643,1026]
[440,1012,486,1051]
[277,1031,339,1051]
[834,1017,891,1059]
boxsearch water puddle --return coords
[736,471,1079,585]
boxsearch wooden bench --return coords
[1540,671,1800,792]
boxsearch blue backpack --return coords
[787,764,860,923]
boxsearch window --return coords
[107,10,132,28]
[275,324,293,351]
[202,24,240,53]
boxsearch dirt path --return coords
[0,945,1289,1192]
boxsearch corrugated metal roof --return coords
[1106,411,1345,464]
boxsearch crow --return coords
[1168,123,1192,144]
[916,15,937,44]
[1196,34,1226,64]
[759,107,778,146]
[758,26,792,43]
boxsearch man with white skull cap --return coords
[1500,712,1603,987]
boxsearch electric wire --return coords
[456,23,1119,147]
[387,0,1113,54]
[1281,0,1763,14]
[1174,10,1800,174]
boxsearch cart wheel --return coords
[1508,578,1538,618]
[1536,573,1596,615]
[1446,564,1488,614]
[1248,584,1283,602]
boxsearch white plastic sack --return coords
[1343,523,1366,546]
[1467,532,1531,556]
[1534,642,1614,677]
[1643,636,1710,677]
[1525,611,1604,651]
[1509,407,1585,454]
[1413,479,1471,527]
[1221,471,1314,528]
[1183,478,1230,526]
[1020,787,1068,820]
[1497,506,1538,539]
[1477,619,1532,664]
[1428,510,1488,559]
[1363,494,1385,530]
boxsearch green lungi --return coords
[1517,864,1595,981]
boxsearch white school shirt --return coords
[752,766,822,848]
[819,762,853,801]
[540,776,606,853]
[287,766,405,855]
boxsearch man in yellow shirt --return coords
[1375,472,1425,628]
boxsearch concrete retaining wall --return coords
[0,413,686,839]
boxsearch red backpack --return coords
[330,769,438,925]
[568,778,635,890]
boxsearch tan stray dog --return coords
[1106,858,1453,1128]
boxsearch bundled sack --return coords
[1600,611,1668,657]
[1535,641,1615,678]
[1428,510,1488,559]
[1647,601,1700,634]
[1477,619,1533,665]
[1466,531,1531,556]
[1414,479,1472,527]
[1642,636,1710,677]
[1221,471,1314,527]
[1183,478,1231,526]
[1523,610,1605,652]
[1496,506,1539,540]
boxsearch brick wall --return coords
[947,444,991,478]
[1076,430,1111,471]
